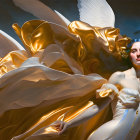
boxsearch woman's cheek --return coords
[130,53,136,63]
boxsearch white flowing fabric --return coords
[0,30,24,58]
[88,88,140,140]
[0,56,106,116]
[13,0,115,28]
[13,0,70,27]
[0,27,108,140]
[78,0,115,27]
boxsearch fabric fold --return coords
[0,20,130,140]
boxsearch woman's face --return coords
[130,42,140,68]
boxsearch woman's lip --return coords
[136,59,140,61]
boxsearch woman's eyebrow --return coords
[131,48,137,50]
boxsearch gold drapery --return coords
[0,20,131,140]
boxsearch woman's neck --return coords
[134,67,140,78]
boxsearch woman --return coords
[51,39,140,140]
[1,0,138,139]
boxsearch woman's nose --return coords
[136,51,140,57]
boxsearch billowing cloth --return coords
[96,83,119,100]
[0,20,131,140]
[88,86,140,140]
[118,88,140,107]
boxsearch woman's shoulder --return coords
[108,71,125,84]
[123,67,136,77]
[108,67,135,84]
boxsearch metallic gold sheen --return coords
[0,20,131,140]
[11,20,131,76]
[98,89,113,98]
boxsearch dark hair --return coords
[126,38,140,52]
[124,38,140,68]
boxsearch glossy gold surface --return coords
[98,89,113,98]
[0,50,28,76]
[0,20,131,140]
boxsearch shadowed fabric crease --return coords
[0,20,131,140]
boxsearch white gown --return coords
[88,88,140,140]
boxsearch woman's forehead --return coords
[131,42,140,49]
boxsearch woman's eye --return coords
[131,49,137,53]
